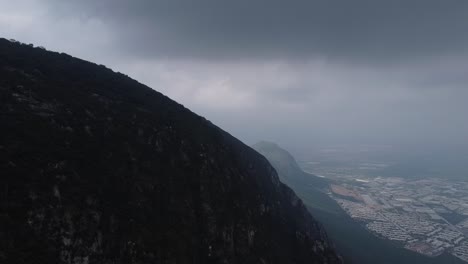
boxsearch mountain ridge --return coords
[0,38,341,264]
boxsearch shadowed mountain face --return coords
[0,39,341,264]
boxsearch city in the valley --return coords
[323,175,468,262]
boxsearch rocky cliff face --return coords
[0,39,341,264]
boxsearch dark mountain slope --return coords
[0,39,341,264]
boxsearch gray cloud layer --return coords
[2,0,468,150]
[49,0,468,62]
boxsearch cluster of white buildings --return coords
[329,177,468,262]
[454,241,468,262]
[366,221,412,241]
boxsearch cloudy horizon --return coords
[2,0,468,151]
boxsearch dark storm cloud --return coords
[3,0,468,149]
[49,0,468,61]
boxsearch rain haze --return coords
[2,0,468,151]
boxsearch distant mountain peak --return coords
[252,141,328,189]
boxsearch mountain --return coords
[253,142,466,264]
[0,38,341,264]
[252,141,340,216]
[252,141,328,189]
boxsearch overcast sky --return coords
[1,0,468,150]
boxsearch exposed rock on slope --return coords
[0,39,341,264]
